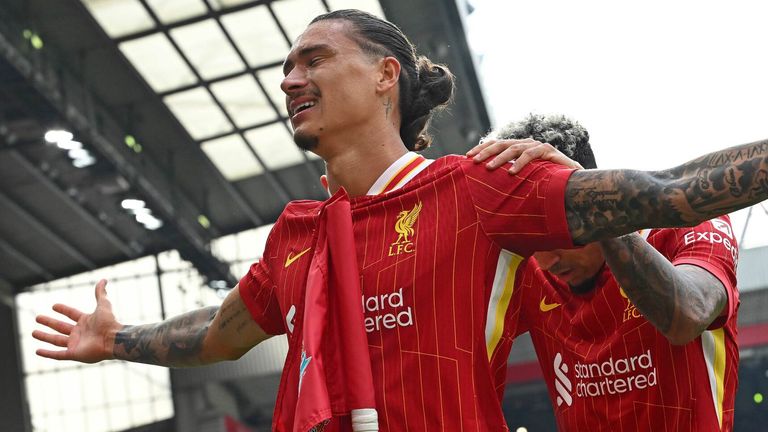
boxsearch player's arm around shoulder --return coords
[598,231,730,345]
[563,138,768,244]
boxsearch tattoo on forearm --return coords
[703,141,768,167]
[217,300,250,334]
[599,234,726,340]
[566,139,768,244]
[113,306,218,367]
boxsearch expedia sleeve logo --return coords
[388,202,422,256]
[683,218,738,261]
[711,219,734,238]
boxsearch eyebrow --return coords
[282,44,334,76]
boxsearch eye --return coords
[308,57,322,67]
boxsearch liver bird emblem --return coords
[394,202,422,244]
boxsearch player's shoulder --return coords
[422,154,472,177]
[374,153,564,187]
[453,154,571,181]
[276,200,324,224]
[283,199,323,213]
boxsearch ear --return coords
[376,56,401,94]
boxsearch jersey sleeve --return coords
[667,216,739,329]
[238,226,287,336]
[461,159,576,256]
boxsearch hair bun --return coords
[415,57,454,109]
[398,58,455,151]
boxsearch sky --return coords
[465,0,768,249]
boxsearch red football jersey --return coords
[509,217,740,431]
[239,152,574,431]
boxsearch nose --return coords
[533,251,560,271]
[280,66,308,96]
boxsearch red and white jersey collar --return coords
[366,152,433,195]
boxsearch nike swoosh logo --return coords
[284,247,311,268]
[539,297,561,312]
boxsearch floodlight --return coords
[44,129,73,143]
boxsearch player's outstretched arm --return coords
[599,234,727,345]
[566,139,768,244]
[111,283,270,366]
[34,280,270,367]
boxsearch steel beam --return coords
[136,0,294,204]
[71,0,267,229]
[0,237,54,281]
[9,151,140,258]
[158,60,284,98]
[0,12,237,285]
[0,190,97,269]
[113,0,273,44]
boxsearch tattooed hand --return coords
[33,279,122,363]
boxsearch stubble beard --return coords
[293,130,319,152]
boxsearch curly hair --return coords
[310,9,454,151]
[487,113,597,169]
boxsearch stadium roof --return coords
[0,0,489,293]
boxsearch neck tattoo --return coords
[383,96,392,119]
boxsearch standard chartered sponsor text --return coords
[362,288,413,333]
[573,350,657,397]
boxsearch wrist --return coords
[104,323,124,360]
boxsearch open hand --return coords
[33,279,120,363]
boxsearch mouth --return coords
[292,100,316,117]
[288,94,319,121]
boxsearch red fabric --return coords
[463,159,575,256]
[239,155,575,430]
[273,191,376,432]
[506,216,740,431]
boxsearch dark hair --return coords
[310,9,454,151]
[489,114,597,169]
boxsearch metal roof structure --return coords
[0,0,490,293]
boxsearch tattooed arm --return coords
[599,234,728,345]
[113,285,269,366]
[566,139,768,244]
[34,280,270,367]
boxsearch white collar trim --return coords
[366,152,433,195]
